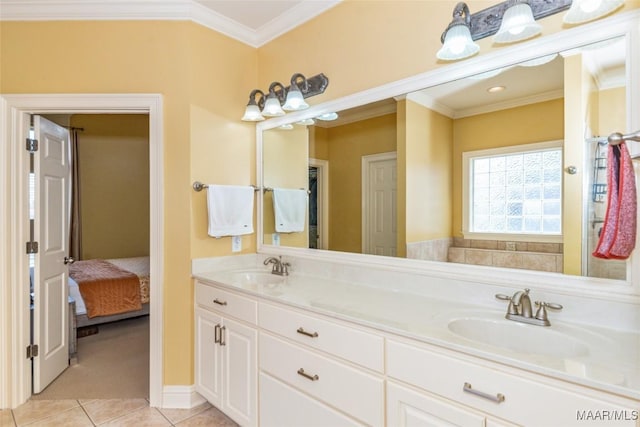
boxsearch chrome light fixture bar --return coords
[241,73,329,122]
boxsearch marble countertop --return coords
[193,267,640,401]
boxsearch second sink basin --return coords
[447,316,590,358]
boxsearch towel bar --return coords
[193,181,259,192]
[263,187,311,195]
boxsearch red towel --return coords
[593,142,637,259]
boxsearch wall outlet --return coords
[272,233,280,246]
[232,235,242,252]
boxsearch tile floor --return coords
[1,399,238,426]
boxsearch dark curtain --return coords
[69,128,82,260]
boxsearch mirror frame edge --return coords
[256,10,640,302]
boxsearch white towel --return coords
[273,188,307,233]
[207,185,254,237]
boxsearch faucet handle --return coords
[495,294,512,301]
[534,301,563,325]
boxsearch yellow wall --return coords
[2,0,638,392]
[452,99,565,237]
[597,87,626,135]
[323,114,397,253]
[0,20,256,386]
[71,114,150,259]
[262,127,309,248]
[404,100,453,244]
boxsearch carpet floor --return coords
[32,315,149,400]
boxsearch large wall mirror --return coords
[258,12,639,291]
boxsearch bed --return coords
[68,256,150,328]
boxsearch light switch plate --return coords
[272,233,280,246]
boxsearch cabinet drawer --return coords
[260,332,384,427]
[196,281,257,325]
[260,372,365,427]
[259,302,384,372]
[387,340,637,427]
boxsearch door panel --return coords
[33,116,71,393]
[364,155,397,256]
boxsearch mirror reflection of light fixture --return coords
[494,0,541,44]
[563,0,624,24]
[283,73,310,111]
[262,82,287,117]
[278,123,294,130]
[316,112,338,121]
[241,73,329,121]
[437,2,479,61]
[296,118,315,126]
[241,89,265,122]
[436,0,575,61]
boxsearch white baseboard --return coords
[161,385,206,409]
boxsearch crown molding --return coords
[0,0,341,48]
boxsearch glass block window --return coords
[464,142,562,237]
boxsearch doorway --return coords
[0,94,164,409]
[31,113,151,399]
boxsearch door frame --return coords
[309,158,329,250]
[0,94,164,409]
[361,151,397,254]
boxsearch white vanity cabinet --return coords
[387,339,639,427]
[258,302,385,427]
[194,281,258,427]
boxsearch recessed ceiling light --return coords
[487,86,506,93]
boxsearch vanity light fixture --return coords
[262,82,287,117]
[241,73,329,122]
[563,0,624,24]
[437,2,480,61]
[278,123,294,130]
[241,89,266,122]
[487,85,506,93]
[494,0,541,44]
[282,73,310,111]
[436,0,572,61]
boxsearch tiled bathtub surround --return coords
[406,237,563,272]
[406,238,452,262]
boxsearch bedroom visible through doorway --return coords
[34,113,151,399]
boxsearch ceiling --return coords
[0,0,341,47]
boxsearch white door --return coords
[32,116,72,393]
[363,153,397,256]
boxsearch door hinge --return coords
[26,344,39,359]
[26,241,39,254]
[26,138,38,152]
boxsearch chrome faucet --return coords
[263,256,290,276]
[495,288,563,327]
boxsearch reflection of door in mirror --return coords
[308,166,318,249]
[263,127,309,248]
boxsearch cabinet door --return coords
[222,316,257,427]
[195,308,223,406]
[387,381,485,427]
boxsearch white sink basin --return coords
[448,317,590,358]
[230,271,286,287]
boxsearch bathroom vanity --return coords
[193,254,639,427]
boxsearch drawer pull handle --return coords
[213,299,227,306]
[463,382,505,403]
[297,368,319,381]
[296,327,319,338]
